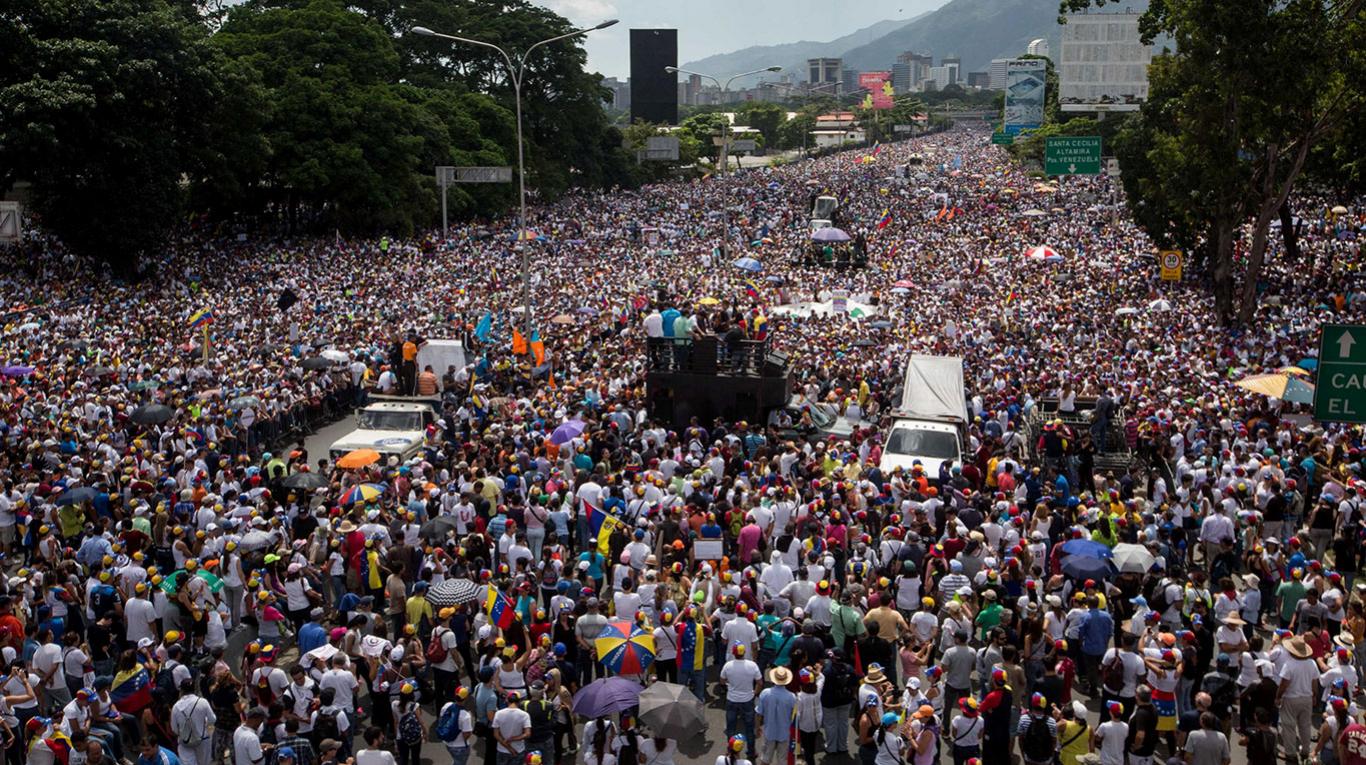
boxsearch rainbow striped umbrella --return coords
[595,619,655,675]
[339,483,385,506]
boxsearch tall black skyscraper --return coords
[630,29,678,125]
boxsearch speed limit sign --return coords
[1160,250,1183,281]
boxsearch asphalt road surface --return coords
[243,418,1252,765]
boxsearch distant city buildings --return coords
[807,58,843,92]
[1027,38,1051,59]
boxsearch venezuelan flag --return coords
[110,665,153,713]
[187,308,215,329]
[586,502,623,555]
[876,209,892,230]
[484,587,517,630]
[744,280,759,299]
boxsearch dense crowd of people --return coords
[0,124,1364,765]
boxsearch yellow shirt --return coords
[1057,719,1090,765]
[406,594,434,627]
[366,550,382,590]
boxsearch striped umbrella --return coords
[339,483,385,506]
[425,578,482,608]
[595,619,655,675]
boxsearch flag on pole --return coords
[484,587,517,629]
[744,280,760,299]
[871,141,883,156]
[586,503,624,554]
[876,209,892,230]
[473,312,492,342]
[187,308,215,329]
[886,243,901,260]
[511,329,528,356]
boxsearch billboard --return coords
[630,29,678,125]
[1059,12,1152,112]
[858,71,895,109]
[1002,59,1046,135]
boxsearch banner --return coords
[859,71,894,109]
[1003,59,1046,135]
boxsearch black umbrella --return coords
[419,515,461,540]
[130,404,175,425]
[301,357,332,370]
[56,487,98,506]
[282,472,329,490]
[425,578,481,608]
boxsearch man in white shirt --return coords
[320,655,361,714]
[233,708,269,765]
[31,630,69,715]
[718,643,762,760]
[171,679,217,765]
[491,692,531,765]
[1276,637,1319,765]
[125,585,159,645]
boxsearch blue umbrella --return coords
[733,257,763,272]
[812,228,851,242]
[1062,555,1116,581]
[1297,357,1318,371]
[1060,539,1113,559]
[551,419,586,445]
[571,677,643,717]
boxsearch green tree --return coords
[0,0,241,269]
[735,102,786,145]
[212,0,517,233]
[1061,0,1366,323]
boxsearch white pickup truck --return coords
[329,401,436,463]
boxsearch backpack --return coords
[821,661,857,707]
[1020,713,1056,762]
[435,704,463,742]
[399,706,424,746]
[153,664,179,704]
[1102,653,1126,692]
[523,699,552,733]
[314,708,342,743]
[425,628,450,665]
[1147,579,1171,617]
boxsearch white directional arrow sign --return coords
[1340,330,1357,358]
[1068,163,1077,173]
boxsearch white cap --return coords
[389,646,405,661]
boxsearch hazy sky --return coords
[537,0,949,79]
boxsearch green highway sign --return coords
[1315,324,1366,423]
[991,132,1014,146]
[1044,136,1102,175]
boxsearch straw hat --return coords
[337,520,357,533]
[767,666,793,686]
[1285,637,1313,660]
[864,665,888,685]
[1221,613,1246,627]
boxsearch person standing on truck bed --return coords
[400,332,426,395]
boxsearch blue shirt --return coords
[474,683,500,724]
[76,535,113,568]
[755,686,797,741]
[138,746,182,765]
[298,621,328,654]
[1079,608,1114,655]
[660,309,681,338]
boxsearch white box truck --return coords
[879,355,968,479]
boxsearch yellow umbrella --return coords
[698,297,720,306]
[1234,373,1316,404]
[1277,366,1311,377]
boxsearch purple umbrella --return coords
[1,366,35,377]
[571,677,643,718]
[551,419,586,445]
[812,227,851,242]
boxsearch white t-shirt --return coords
[438,703,474,749]
[32,643,64,690]
[492,706,532,753]
[1095,720,1129,765]
[873,732,906,765]
[126,597,158,643]
[719,659,762,703]
[640,738,677,765]
[1279,656,1320,699]
[1101,649,1146,696]
[233,725,265,765]
[320,668,360,710]
[355,750,397,765]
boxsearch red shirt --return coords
[1340,723,1366,765]
[0,614,21,648]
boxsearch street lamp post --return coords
[411,19,618,346]
[665,65,781,177]
[664,65,780,261]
